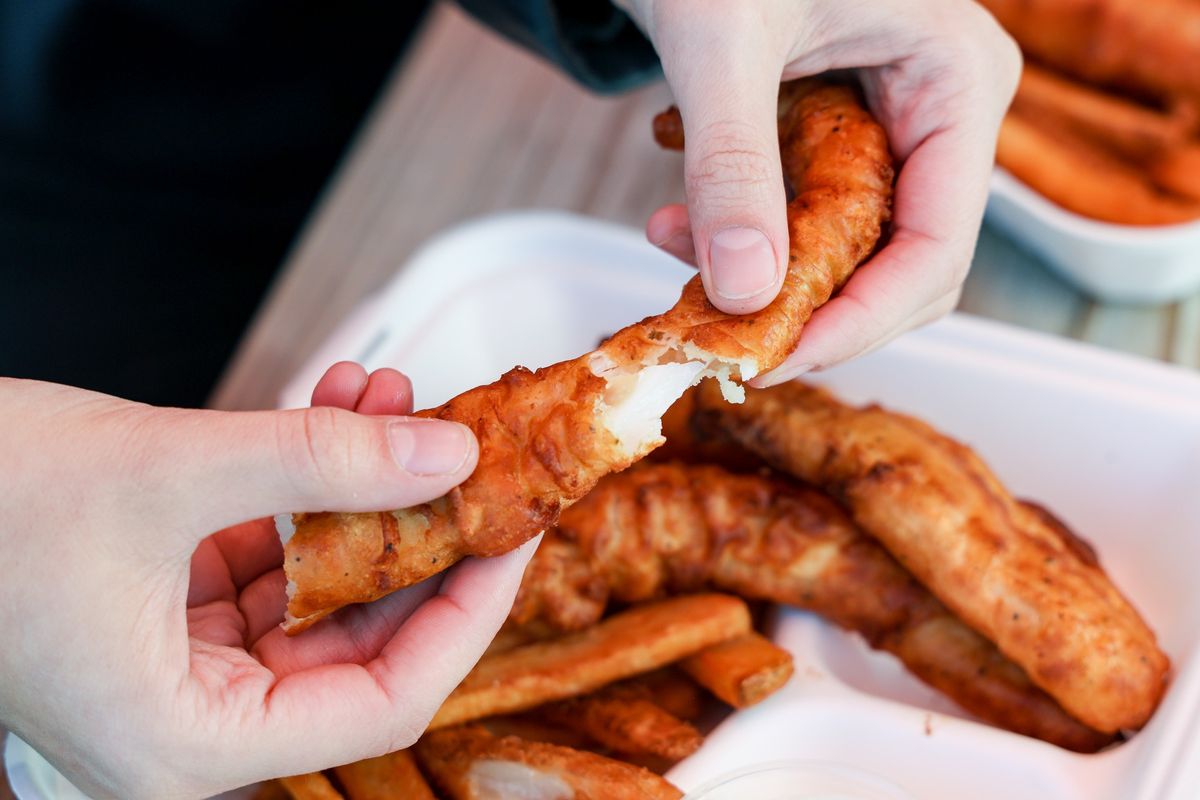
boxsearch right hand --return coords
[0,366,534,799]
[618,0,1020,377]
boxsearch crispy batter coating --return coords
[282,80,893,633]
[416,725,683,800]
[510,462,1114,751]
[979,0,1200,103]
[688,380,1169,734]
[540,684,704,762]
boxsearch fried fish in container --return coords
[686,380,1169,734]
[510,461,1115,752]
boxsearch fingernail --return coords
[388,420,472,475]
[709,227,779,300]
[752,362,813,388]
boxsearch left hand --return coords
[0,365,534,799]
[615,0,1020,381]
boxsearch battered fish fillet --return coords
[510,462,1112,751]
[415,725,683,800]
[281,81,893,632]
[978,0,1200,103]
[686,380,1169,734]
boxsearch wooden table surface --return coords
[5,4,1198,799]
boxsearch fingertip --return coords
[647,204,688,243]
[647,204,698,267]
[311,361,369,410]
[356,368,414,415]
[748,359,814,388]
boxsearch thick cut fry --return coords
[253,782,291,800]
[680,632,794,708]
[688,380,1169,734]
[484,622,546,657]
[1013,64,1188,160]
[281,80,893,633]
[620,670,706,722]
[333,750,434,800]
[541,684,704,761]
[1150,144,1200,202]
[510,461,1115,752]
[997,113,1200,224]
[416,725,683,800]
[431,594,750,729]
[278,773,343,800]
[979,0,1200,102]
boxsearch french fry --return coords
[997,113,1200,225]
[416,725,683,800]
[540,684,704,761]
[431,594,751,729]
[620,669,706,722]
[278,773,343,800]
[483,622,544,657]
[252,782,291,800]
[1013,64,1188,160]
[332,750,434,800]
[679,632,794,708]
[1150,143,1200,202]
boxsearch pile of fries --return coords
[259,379,1166,798]
[259,596,789,799]
[982,0,1200,225]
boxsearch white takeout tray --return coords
[10,210,1200,799]
[987,168,1200,304]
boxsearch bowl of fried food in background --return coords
[980,0,1200,304]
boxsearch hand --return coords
[616,0,1020,380]
[0,367,535,799]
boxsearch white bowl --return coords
[986,168,1200,304]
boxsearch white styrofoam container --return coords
[987,168,1200,304]
[9,211,1200,799]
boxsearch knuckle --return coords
[686,122,777,200]
[953,8,1023,98]
[277,406,360,495]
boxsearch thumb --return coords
[129,406,477,549]
[660,15,788,314]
